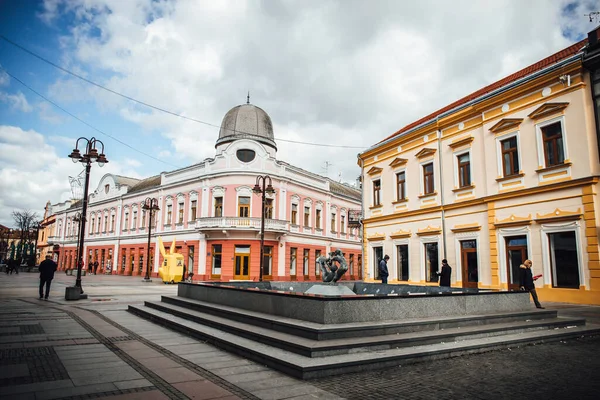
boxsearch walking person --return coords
[38,254,57,300]
[378,255,390,284]
[93,260,99,275]
[520,259,544,309]
[437,259,452,287]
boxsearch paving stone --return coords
[226,370,286,384]
[113,378,154,390]
[0,379,73,396]
[235,376,302,392]
[0,392,35,400]
[153,367,204,384]
[35,382,119,400]
[0,363,29,379]
[212,364,270,377]
[173,380,235,400]
[95,389,170,400]
[250,384,324,400]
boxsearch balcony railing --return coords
[195,217,288,232]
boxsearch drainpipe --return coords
[436,125,448,260]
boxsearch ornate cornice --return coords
[489,118,523,133]
[528,102,569,120]
[535,208,582,224]
[416,225,442,236]
[494,214,532,228]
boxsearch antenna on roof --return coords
[585,11,600,22]
[322,161,333,177]
[247,91,250,104]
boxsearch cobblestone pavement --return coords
[1,272,599,399]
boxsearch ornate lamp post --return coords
[252,175,275,282]
[68,137,108,295]
[142,197,160,282]
[31,222,42,266]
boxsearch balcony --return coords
[195,217,288,232]
[47,236,60,244]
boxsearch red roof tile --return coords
[379,39,587,144]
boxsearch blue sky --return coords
[0,0,598,227]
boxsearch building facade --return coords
[47,102,363,281]
[358,38,600,305]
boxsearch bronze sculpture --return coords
[316,249,348,283]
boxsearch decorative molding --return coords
[535,208,582,224]
[416,225,442,236]
[535,161,572,174]
[528,102,569,120]
[366,232,386,241]
[389,157,408,168]
[496,172,525,182]
[451,223,481,233]
[448,136,474,149]
[452,184,475,193]
[415,148,437,159]
[390,229,411,239]
[418,192,437,199]
[489,118,523,133]
[494,214,532,228]
[367,166,383,175]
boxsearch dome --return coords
[216,103,277,150]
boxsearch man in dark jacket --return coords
[378,255,390,284]
[437,259,452,287]
[38,254,57,300]
[519,259,544,309]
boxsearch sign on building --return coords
[348,209,362,227]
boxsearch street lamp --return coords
[252,175,275,282]
[1,228,12,263]
[68,137,108,295]
[73,212,82,271]
[142,197,160,282]
[31,222,42,266]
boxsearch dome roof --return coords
[216,103,277,150]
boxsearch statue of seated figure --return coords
[316,249,348,283]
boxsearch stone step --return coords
[128,304,600,379]
[145,300,585,357]
[160,295,558,340]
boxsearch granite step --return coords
[128,304,600,379]
[160,295,558,340]
[143,300,586,357]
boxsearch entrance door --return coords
[234,245,250,280]
[460,240,478,289]
[373,246,383,279]
[505,236,528,291]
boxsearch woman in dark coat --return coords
[519,259,544,309]
[437,259,452,287]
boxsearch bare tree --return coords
[12,210,39,264]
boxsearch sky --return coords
[0,0,598,227]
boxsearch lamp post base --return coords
[142,277,153,283]
[65,286,89,300]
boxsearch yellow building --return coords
[37,201,57,263]
[358,37,600,305]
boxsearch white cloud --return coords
[0,91,33,113]
[0,69,9,87]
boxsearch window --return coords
[290,247,297,276]
[331,212,336,233]
[121,253,126,272]
[349,254,354,276]
[132,211,137,230]
[97,216,101,233]
[191,200,197,220]
[341,215,345,234]
[548,231,579,288]
[187,246,194,273]
[141,210,146,227]
[238,196,250,217]
[396,172,406,200]
[303,249,309,276]
[138,254,144,273]
[236,149,256,162]
[178,202,184,223]
[423,163,434,194]
[212,244,222,275]
[316,209,321,229]
[500,137,519,176]
[373,179,381,206]
[397,244,409,281]
[263,246,273,277]
[89,217,95,234]
[124,213,129,230]
[265,199,273,219]
[111,215,115,232]
[315,249,321,276]
[424,242,439,282]
[457,153,471,187]
[304,206,310,227]
[541,122,565,166]
[166,205,172,224]
[103,215,108,232]
[291,204,298,224]
[214,197,223,217]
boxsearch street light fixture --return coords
[141,197,160,282]
[68,137,108,296]
[252,175,275,282]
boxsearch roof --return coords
[379,39,587,145]
[127,175,162,194]
[328,180,361,201]
[113,175,141,188]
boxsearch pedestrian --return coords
[378,255,390,284]
[93,260,99,275]
[437,259,452,287]
[520,259,544,309]
[38,254,57,300]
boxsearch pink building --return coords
[47,101,363,281]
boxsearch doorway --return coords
[460,240,478,289]
[373,246,383,279]
[505,236,528,291]
[234,245,250,280]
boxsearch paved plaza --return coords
[0,272,599,400]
